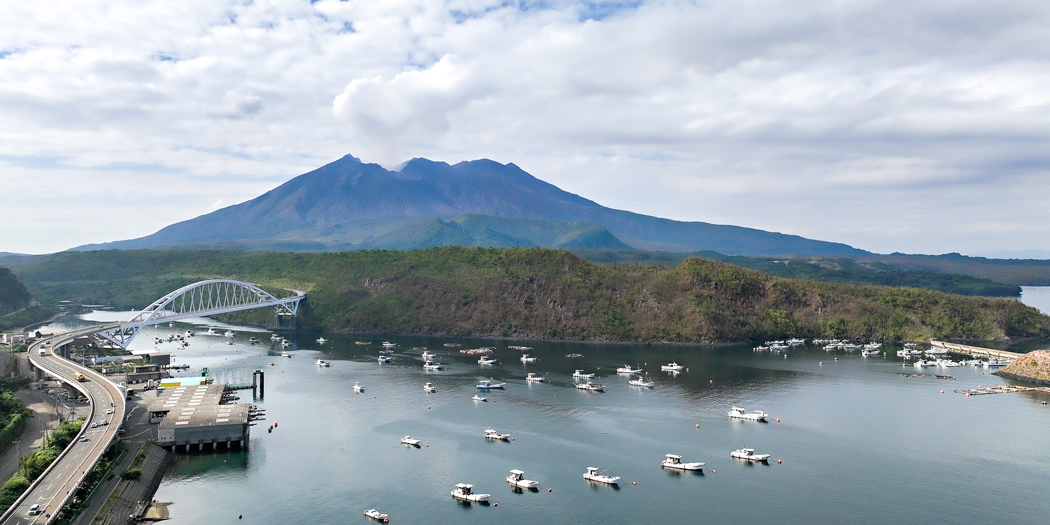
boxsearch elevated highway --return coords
[1,326,126,525]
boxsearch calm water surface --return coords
[45,312,1050,525]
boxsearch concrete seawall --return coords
[93,444,174,525]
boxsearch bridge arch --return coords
[97,279,305,348]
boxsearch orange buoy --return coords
[695,424,700,428]
[274,423,277,427]
[548,488,552,492]
[604,431,607,434]
[493,503,498,507]
[775,418,780,423]
[632,481,636,485]
[940,390,944,394]
[711,470,715,473]
[777,459,782,464]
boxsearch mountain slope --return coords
[75,154,867,256]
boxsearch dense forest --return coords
[574,250,1022,296]
[6,248,1050,343]
[0,268,31,315]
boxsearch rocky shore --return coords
[995,350,1050,386]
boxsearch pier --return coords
[954,385,1050,396]
[929,341,1021,360]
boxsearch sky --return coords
[1,0,1049,257]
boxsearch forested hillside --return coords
[7,248,1049,343]
[0,268,31,315]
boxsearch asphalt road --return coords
[1,327,127,525]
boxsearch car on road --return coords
[28,503,41,515]
[79,436,89,442]
[105,408,114,414]
[90,422,97,428]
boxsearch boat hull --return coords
[662,461,704,471]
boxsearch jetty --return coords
[954,385,1050,396]
[929,341,1021,360]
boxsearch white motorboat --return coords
[224,330,236,338]
[279,351,293,358]
[280,340,293,347]
[381,341,397,348]
[476,380,505,389]
[378,356,392,364]
[520,353,537,363]
[472,394,487,401]
[984,358,1011,367]
[914,359,936,367]
[583,467,620,485]
[861,349,881,357]
[506,469,539,489]
[728,407,768,421]
[315,359,330,367]
[572,370,595,379]
[270,333,281,341]
[731,448,771,462]
[525,372,545,383]
[575,381,604,392]
[926,347,949,356]
[247,337,260,344]
[316,337,328,344]
[898,349,923,358]
[661,362,684,372]
[841,343,859,351]
[661,454,704,471]
[423,382,436,393]
[421,350,436,360]
[863,342,882,350]
[769,344,789,351]
[423,362,444,370]
[629,378,654,388]
[185,330,194,337]
[484,429,511,440]
[353,382,364,393]
[225,340,233,345]
[451,483,490,503]
[938,359,960,367]
[754,346,770,351]
[364,508,390,523]
[207,328,218,335]
[616,365,643,374]
[509,346,532,350]
[401,436,421,446]
[787,338,806,345]
[478,356,497,365]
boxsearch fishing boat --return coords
[451,483,490,503]
[575,381,604,392]
[660,362,684,372]
[280,340,293,348]
[421,350,436,360]
[484,429,511,441]
[661,454,704,471]
[520,353,537,363]
[728,407,768,421]
[353,382,364,393]
[279,351,293,358]
[381,341,397,348]
[423,362,444,370]
[401,436,421,446]
[525,372,545,383]
[185,330,194,337]
[506,469,539,489]
[629,378,654,388]
[472,394,487,401]
[247,337,260,344]
[224,330,235,338]
[207,328,218,335]
[583,467,620,485]
[787,338,806,345]
[616,365,643,374]
[476,380,505,389]
[314,359,330,367]
[861,349,881,357]
[363,509,390,523]
[316,337,328,344]
[423,382,436,393]
[730,448,771,462]
[478,356,497,365]
[377,356,392,364]
[270,333,281,341]
[572,370,595,379]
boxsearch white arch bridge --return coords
[97,279,305,348]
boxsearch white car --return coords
[79,436,89,442]
[105,408,114,414]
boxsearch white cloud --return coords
[0,0,1048,254]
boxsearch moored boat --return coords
[476,380,506,389]
[423,382,436,393]
[728,407,768,421]
[378,356,392,364]
[661,362,684,372]
[353,382,364,393]
[316,337,328,344]
[572,369,595,379]
[451,483,490,503]
[661,454,704,471]
[583,466,620,485]
[423,362,444,370]
[484,428,511,440]
[731,448,771,462]
[525,372,545,383]
[478,356,497,365]
[314,359,330,367]
[616,365,642,374]
[401,435,421,446]
[472,394,487,401]
[628,378,654,388]
[507,469,539,489]
[520,353,537,363]
[575,381,604,392]
[364,509,390,523]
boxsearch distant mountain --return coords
[74,154,868,256]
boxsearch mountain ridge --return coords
[73,154,868,256]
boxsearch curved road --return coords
[1,325,126,525]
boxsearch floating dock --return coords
[954,385,1050,396]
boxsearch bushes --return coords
[120,468,142,480]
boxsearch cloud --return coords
[0,0,1048,254]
